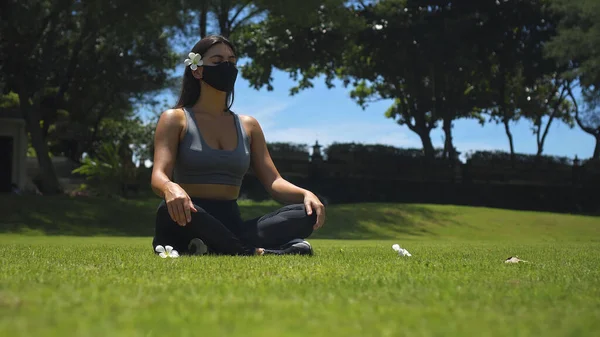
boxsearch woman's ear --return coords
[191,66,203,80]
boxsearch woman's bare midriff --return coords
[179,183,241,200]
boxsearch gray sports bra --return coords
[172,107,251,186]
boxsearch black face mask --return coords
[202,62,238,92]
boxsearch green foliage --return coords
[579,89,600,129]
[566,85,600,159]
[232,0,359,91]
[71,142,136,197]
[93,116,155,166]
[267,142,309,154]
[516,76,574,155]
[0,0,181,193]
[466,150,572,166]
[235,0,567,159]
[546,0,600,88]
[324,142,444,162]
[0,92,19,109]
[68,115,155,196]
[179,0,267,38]
[542,0,600,158]
[73,143,121,178]
[1,0,180,99]
[319,141,579,166]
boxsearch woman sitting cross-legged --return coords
[150,35,325,257]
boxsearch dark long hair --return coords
[174,35,236,111]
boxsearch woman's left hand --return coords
[303,191,326,230]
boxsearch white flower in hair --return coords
[155,245,179,258]
[184,52,203,70]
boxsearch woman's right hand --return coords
[163,181,198,226]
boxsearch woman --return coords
[150,35,325,256]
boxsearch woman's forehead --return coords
[204,43,235,57]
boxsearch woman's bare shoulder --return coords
[159,108,185,121]
[157,108,186,129]
[238,114,262,130]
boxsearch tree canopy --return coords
[1,0,181,193]
[233,0,585,161]
[2,0,600,195]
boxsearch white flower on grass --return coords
[505,256,528,264]
[392,244,412,257]
[184,52,203,70]
[155,245,179,258]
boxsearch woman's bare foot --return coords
[255,248,265,255]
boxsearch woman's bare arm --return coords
[151,109,197,226]
[243,115,326,229]
[151,109,184,198]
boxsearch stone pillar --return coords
[311,140,323,163]
[309,140,324,180]
[0,118,27,191]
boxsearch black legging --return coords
[152,198,316,255]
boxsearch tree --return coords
[235,0,564,160]
[546,0,600,89]
[180,0,266,38]
[567,86,600,160]
[546,0,600,159]
[519,75,573,158]
[472,0,560,163]
[0,0,179,194]
[235,0,488,159]
[232,0,354,91]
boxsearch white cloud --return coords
[454,141,498,153]
[453,141,499,161]
[233,98,292,129]
[373,132,421,149]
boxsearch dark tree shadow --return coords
[0,195,159,236]
[0,196,461,240]
[303,203,461,240]
[237,202,461,240]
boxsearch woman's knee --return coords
[296,203,318,224]
[155,201,172,226]
[278,203,313,214]
[283,203,317,233]
[156,201,208,220]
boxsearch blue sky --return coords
[143,65,595,161]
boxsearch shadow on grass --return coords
[237,202,462,240]
[305,203,461,240]
[0,196,460,240]
[0,195,160,237]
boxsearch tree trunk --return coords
[567,84,599,161]
[536,83,564,161]
[18,92,62,195]
[416,128,435,159]
[497,68,515,166]
[442,117,455,160]
[594,134,600,160]
[536,114,557,161]
[536,144,544,157]
[217,1,231,37]
[535,118,544,160]
[535,138,544,167]
[503,117,515,165]
[199,0,208,37]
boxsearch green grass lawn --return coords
[1,196,600,337]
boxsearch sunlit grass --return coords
[1,196,599,336]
